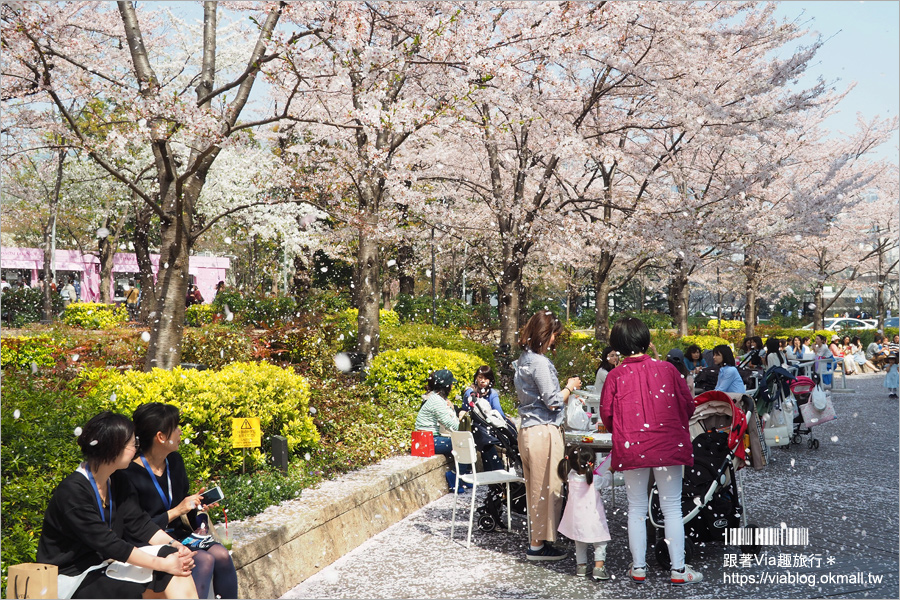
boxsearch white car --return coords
[801,318,875,331]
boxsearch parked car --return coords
[884,317,899,329]
[801,318,876,331]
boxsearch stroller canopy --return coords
[690,391,749,463]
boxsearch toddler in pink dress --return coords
[558,447,613,580]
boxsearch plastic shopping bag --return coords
[565,396,591,431]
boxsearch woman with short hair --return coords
[514,311,581,561]
[37,411,198,599]
[599,318,701,584]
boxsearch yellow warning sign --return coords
[231,418,261,448]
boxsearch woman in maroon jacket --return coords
[599,318,702,585]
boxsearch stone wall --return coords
[230,454,450,599]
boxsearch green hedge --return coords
[81,362,319,480]
[0,287,64,326]
[211,291,298,327]
[185,304,217,327]
[1,376,106,594]
[393,294,477,328]
[366,347,483,402]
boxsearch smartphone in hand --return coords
[199,486,225,505]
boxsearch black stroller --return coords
[464,398,527,532]
[649,391,761,568]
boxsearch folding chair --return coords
[449,430,525,548]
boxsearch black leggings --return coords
[191,542,238,599]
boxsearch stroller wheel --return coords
[739,523,762,555]
[654,536,694,570]
[478,514,497,532]
[810,438,820,449]
[791,434,802,445]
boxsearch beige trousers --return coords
[520,423,564,543]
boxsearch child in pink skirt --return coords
[558,447,613,580]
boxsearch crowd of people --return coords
[411,310,899,586]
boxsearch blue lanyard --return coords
[140,455,172,509]
[85,466,113,528]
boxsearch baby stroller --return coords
[649,391,761,568]
[789,375,820,449]
[465,398,527,532]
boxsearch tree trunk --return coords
[98,235,116,303]
[397,242,415,296]
[743,255,758,338]
[41,148,65,321]
[593,250,615,343]
[517,276,529,329]
[669,259,690,336]
[813,285,825,331]
[133,204,157,323]
[41,228,54,322]
[291,249,312,300]
[356,231,381,356]
[143,209,192,371]
[498,265,520,348]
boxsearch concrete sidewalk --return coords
[284,372,899,599]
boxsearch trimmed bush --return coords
[340,308,400,328]
[1,335,57,371]
[264,315,344,378]
[707,319,745,330]
[367,347,483,401]
[379,323,496,372]
[185,304,217,327]
[611,311,673,330]
[81,362,319,480]
[61,302,127,329]
[181,325,254,368]
[679,334,732,351]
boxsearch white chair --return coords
[449,430,525,548]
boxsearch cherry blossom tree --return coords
[2,1,325,369]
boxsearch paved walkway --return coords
[284,373,899,599]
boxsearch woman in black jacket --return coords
[123,402,237,599]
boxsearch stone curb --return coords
[230,453,451,599]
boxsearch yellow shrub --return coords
[367,347,483,401]
[681,334,732,351]
[706,319,745,330]
[62,303,127,329]
[82,362,318,480]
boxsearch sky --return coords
[772,1,900,163]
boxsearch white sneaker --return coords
[627,565,647,583]
[671,564,703,584]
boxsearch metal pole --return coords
[461,245,467,303]
[431,227,436,325]
[717,265,722,338]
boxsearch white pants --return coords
[624,466,685,570]
[575,540,607,565]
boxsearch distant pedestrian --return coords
[884,353,899,399]
[214,281,225,300]
[125,281,140,320]
[61,279,77,307]
[73,278,81,300]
